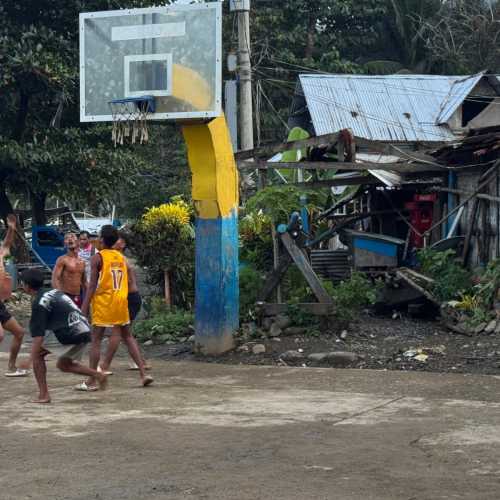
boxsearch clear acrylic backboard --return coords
[79,2,222,122]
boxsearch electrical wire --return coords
[258,80,290,131]
[262,75,498,145]
[256,64,500,107]
[258,47,500,102]
[257,72,456,142]
[254,70,498,170]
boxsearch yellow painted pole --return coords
[182,116,239,354]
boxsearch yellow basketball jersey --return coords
[91,249,129,326]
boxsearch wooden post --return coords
[271,223,282,303]
[164,270,172,308]
[280,232,333,304]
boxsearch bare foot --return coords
[97,373,109,391]
[142,375,154,387]
[32,397,51,404]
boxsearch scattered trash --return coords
[403,350,417,358]
[414,353,429,363]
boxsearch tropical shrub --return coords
[417,248,472,302]
[133,307,194,344]
[130,197,195,308]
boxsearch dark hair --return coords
[21,268,44,290]
[117,230,130,247]
[79,230,90,238]
[100,225,119,248]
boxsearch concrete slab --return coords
[2,360,500,499]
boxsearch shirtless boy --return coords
[52,233,86,307]
[0,214,29,377]
[82,225,153,389]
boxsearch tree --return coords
[419,0,500,73]
[226,1,390,143]
[0,0,186,225]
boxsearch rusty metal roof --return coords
[297,73,493,143]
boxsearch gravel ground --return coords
[147,313,500,376]
[6,291,500,376]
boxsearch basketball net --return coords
[109,99,152,146]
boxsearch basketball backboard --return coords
[79,2,222,122]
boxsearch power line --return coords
[257,73,456,142]
[256,61,500,105]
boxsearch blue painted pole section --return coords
[447,171,457,236]
[194,209,239,354]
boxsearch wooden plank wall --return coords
[456,169,500,267]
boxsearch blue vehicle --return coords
[30,225,66,269]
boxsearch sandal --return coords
[74,382,98,392]
[97,366,113,376]
[5,369,30,378]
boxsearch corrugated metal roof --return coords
[436,72,486,124]
[298,74,487,143]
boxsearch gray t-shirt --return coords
[30,289,90,345]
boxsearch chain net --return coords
[109,98,153,146]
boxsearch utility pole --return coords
[230,0,253,152]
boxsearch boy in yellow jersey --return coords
[81,225,153,389]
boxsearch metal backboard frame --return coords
[79,3,222,122]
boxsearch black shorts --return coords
[128,292,142,321]
[0,301,12,325]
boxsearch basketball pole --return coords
[182,116,239,355]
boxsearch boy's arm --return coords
[125,257,137,290]
[1,214,17,253]
[51,257,65,290]
[80,264,87,295]
[81,253,101,317]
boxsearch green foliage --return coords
[239,210,273,271]
[0,0,188,223]
[133,306,194,344]
[331,272,381,321]
[239,266,265,320]
[282,127,309,162]
[418,248,473,302]
[246,185,327,226]
[419,0,500,73]
[287,303,321,331]
[471,259,500,312]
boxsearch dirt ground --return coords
[146,313,500,376]
[6,292,500,376]
[3,359,500,500]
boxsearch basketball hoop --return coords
[108,96,156,146]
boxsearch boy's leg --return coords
[3,317,26,373]
[87,327,105,387]
[120,325,153,386]
[32,345,50,404]
[57,346,108,390]
[100,332,122,371]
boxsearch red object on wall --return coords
[405,194,436,248]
